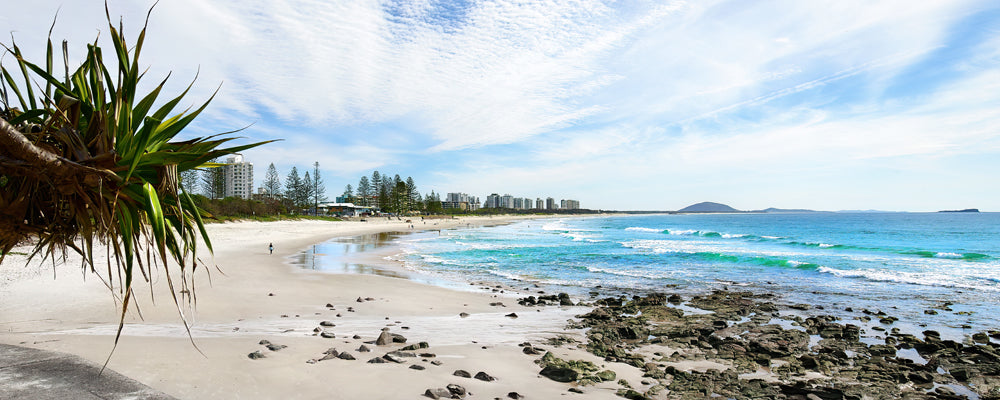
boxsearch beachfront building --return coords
[546,197,557,210]
[224,154,253,199]
[500,194,514,208]
[444,192,480,211]
[536,198,544,209]
[561,199,580,210]
[513,197,524,209]
[316,202,372,217]
[484,193,500,208]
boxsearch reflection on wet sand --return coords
[293,232,411,279]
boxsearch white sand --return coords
[0,216,641,399]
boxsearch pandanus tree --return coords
[0,7,272,349]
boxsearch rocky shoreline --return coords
[523,290,1000,399]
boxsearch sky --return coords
[5,1,1000,211]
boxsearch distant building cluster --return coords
[224,154,253,200]
[443,193,481,211]
[478,193,580,210]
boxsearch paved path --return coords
[0,343,176,400]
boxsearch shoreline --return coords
[2,215,631,400]
[2,215,997,399]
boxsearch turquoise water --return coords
[387,213,999,333]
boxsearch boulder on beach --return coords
[376,331,393,345]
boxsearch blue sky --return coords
[6,1,1000,211]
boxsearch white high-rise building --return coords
[560,199,580,210]
[224,154,253,199]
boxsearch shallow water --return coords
[382,213,999,336]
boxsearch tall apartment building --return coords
[484,193,501,208]
[536,198,544,209]
[546,197,556,210]
[444,192,480,211]
[560,199,580,210]
[224,154,253,199]
[500,194,514,208]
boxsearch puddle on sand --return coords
[928,383,980,400]
[666,303,714,316]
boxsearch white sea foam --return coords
[586,266,676,279]
[721,233,749,239]
[541,221,568,231]
[818,243,836,248]
[816,266,998,292]
[934,252,963,259]
[625,227,662,233]
[667,229,698,235]
[486,269,534,281]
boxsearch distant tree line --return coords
[177,160,330,217]
[341,171,442,215]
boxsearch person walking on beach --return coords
[269,243,274,255]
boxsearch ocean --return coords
[304,213,1000,337]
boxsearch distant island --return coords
[677,202,740,213]
[938,209,979,213]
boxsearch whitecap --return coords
[625,227,662,233]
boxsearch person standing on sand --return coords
[269,243,273,255]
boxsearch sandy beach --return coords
[0,216,634,399]
[4,216,999,400]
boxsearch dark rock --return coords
[320,321,335,327]
[459,312,470,318]
[568,387,584,393]
[972,332,989,344]
[424,388,452,399]
[507,392,524,399]
[319,353,339,361]
[908,371,934,384]
[596,370,616,382]
[474,371,496,381]
[409,364,426,370]
[323,348,339,355]
[382,353,407,363]
[392,333,408,343]
[540,366,578,382]
[376,330,393,345]
[356,297,365,303]
[419,353,436,358]
[401,342,430,351]
[523,346,543,355]
[949,366,972,382]
[266,344,287,351]
[505,313,519,318]
[453,369,472,378]
[447,384,467,397]
[337,352,356,360]
[352,334,362,339]
[431,360,443,366]
[259,340,271,346]
[248,351,266,360]
[357,345,371,352]
[367,357,387,364]
[320,331,335,339]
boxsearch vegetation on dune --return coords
[0,6,273,354]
